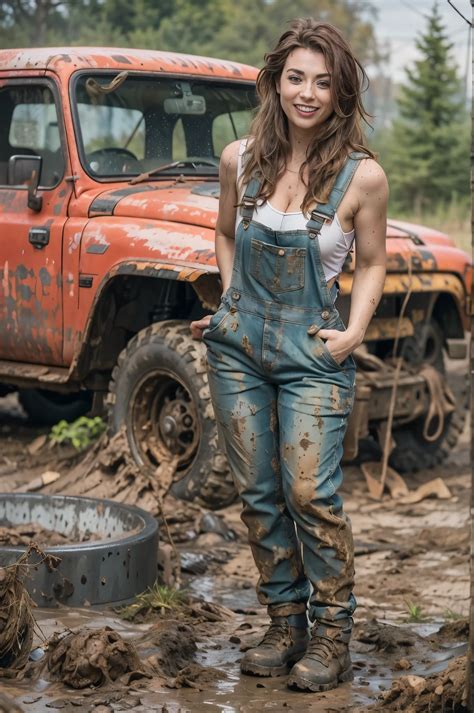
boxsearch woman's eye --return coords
[289,76,301,82]
[317,81,330,88]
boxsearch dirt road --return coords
[0,383,469,712]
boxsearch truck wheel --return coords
[106,320,237,510]
[18,389,93,426]
[389,320,467,472]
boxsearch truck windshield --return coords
[73,74,257,179]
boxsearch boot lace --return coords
[260,621,290,647]
[304,634,338,667]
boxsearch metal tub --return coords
[0,493,158,607]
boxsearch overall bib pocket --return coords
[249,239,306,293]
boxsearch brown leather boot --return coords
[240,614,309,677]
[287,621,353,691]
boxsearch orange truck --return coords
[0,48,470,508]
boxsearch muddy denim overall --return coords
[204,153,363,628]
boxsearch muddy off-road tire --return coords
[389,320,467,472]
[18,389,93,426]
[106,320,237,510]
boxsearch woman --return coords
[191,18,387,693]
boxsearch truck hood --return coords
[79,180,220,231]
[74,181,470,279]
[79,181,457,248]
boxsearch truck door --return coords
[0,79,72,365]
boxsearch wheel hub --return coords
[158,395,197,455]
[130,371,200,477]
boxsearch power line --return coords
[446,0,473,27]
[399,0,430,18]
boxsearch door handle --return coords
[29,227,50,249]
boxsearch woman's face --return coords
[277,47,334,131]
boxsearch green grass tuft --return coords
[116,583,186,621]
[442,608,464,621]
[404,600,426,623]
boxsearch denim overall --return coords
[204,153,363,628]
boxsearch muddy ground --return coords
[0,365,470,712]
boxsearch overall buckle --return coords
[310,210,330,223]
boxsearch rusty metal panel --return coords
[364,317,414,341]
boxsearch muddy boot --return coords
[240,613,309,677]
[287,621,353,691]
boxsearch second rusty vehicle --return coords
[0,48,470,508]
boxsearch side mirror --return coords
[7,155,43,212]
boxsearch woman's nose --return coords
[299,82,315,100]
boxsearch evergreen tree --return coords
[381,2,469,213]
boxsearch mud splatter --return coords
[270,400,278,432]
[165,662,225,690]
[241,335,253,356]
[299,435,314,451]
[47,627,147,689]
[372,655,466,711]
[145,621,197,677]
[272,545,293,565]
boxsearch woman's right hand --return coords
[190,315,213,340]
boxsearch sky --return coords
[369,0,471,89]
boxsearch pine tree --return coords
[382,2,469,213]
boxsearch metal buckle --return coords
[310,210,330,223]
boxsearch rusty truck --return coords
[0,48,470,508]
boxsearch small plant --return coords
[443,608,464,621]
[404,600,426,623]
[50,416,106,451]
[116,583,186,621]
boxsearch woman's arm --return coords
[214,140,240,293]
[190,141,240,339]
[318,158,388,362]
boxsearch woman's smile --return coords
[294,104,319,116]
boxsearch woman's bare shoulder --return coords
[353,157,388,193]
[220,140,242,174]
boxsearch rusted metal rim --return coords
[0,493,158,607]
[128,367,201,481]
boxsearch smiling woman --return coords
[191,17,388,695]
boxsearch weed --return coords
[50,416,106,451]
[404,600,426,623]
[443,608,464,621]
[116,583,186,621]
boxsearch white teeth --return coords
[295,105,316,113]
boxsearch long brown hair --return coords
[241,18,375,214]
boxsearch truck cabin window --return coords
[74,74,257,178]
[0,85,64,188]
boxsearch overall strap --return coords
[306,151,367,238]
[240,174,262,229]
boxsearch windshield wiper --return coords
[130,159,218,185]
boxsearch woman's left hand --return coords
[317,328,360,365]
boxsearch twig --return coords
[379,255,414,494]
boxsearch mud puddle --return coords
[0,586,467,712]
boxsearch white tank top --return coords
[236,139,355,282]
